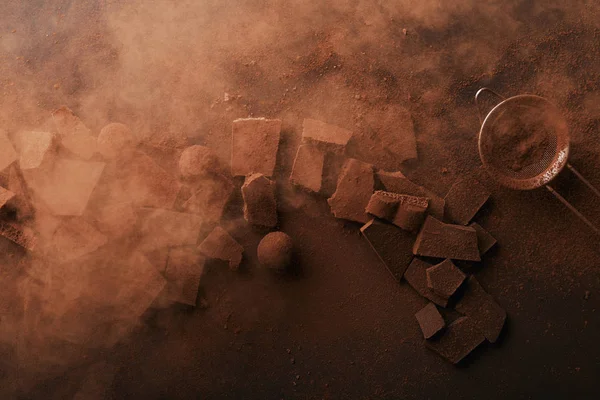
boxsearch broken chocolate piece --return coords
[90,252,166,319]
[393,194,429,231]
[413,216,480,262]
[182,174,235,223]
[16,131,55,170]
[404,258,449,307]
[23,158,105,216]
[52,106,92,137]
[455,276,506,343]
[48,218,108,262]
[105,252,167,319]
[289,144,325,193]
[165,247,206,306]
[52,106,97,160]
[179,145,221,179]
[377,170,445,220]
[425,316,485,364]
[198,226,243,270]
[242,173,277,228]
[302,118,353,149]
[360,219,415,281]
[328,158,374,223]
[231,118,281,177]
[0,130,18,172]
[426,259,466,299]
[145,131,189,150]
[415,302,445,339]
[470,222,497,256]
[7,165,34,219]
[0,221,37,251]
[444,178,490,225]
[366,191,400,220]
[138,209,203,252]
[0,186,15,209]
[144,247,170,274]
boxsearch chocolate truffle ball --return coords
[257,232,293,271]
[97,123,137,159]
[179,145,220,178]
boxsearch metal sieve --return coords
[475,88,600,234]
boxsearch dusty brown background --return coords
[1,0,600,399]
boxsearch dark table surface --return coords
[1,1,599,399]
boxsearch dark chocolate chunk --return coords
[426,259,467,299]
[455,276,506,343]
[413,216,480,261]
[425,316,486,364]
[415,302,445,339]
[444,178,490,225]
[360,219,415,281]
[404,258,449,307]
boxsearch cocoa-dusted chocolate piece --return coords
[179,145,221,179]
[469,222,497,256]
[455,276,506,344]
[365,191,400,220]
[403,258,449,307]
[16,131,55,170]
[0,129,18,172]
[23,158,105,216]
[426,259,466,299]
[328,158,374,223]
[413,216,480,262]
[360,219,415,281]
[0,221,37,251]
[48,217,108,263]
[444,178,490,225]
[231,118,281,177]
[52,106,92,137]
[0,186,15,209]
[7,164,34,219]
[392,194,429,231]
[53,106,97,160]
[425,316,486,364]
[377,170,445,220]
[242,173,277,228]
[116,151,181,209]
[164,247,206,306]
[198,226,244,270]
[182,174,235,224]
[415,302,445,339]
[289,144,325,193]
[302,118,353,149]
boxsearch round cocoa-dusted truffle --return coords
[179,145,220,178]
[97,123,137,159]
[257,232,293,271]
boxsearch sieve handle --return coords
[546,184,600,235]
[475,88,506,123]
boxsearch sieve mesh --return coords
[478,95,569,190]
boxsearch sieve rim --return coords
[478,94,570,190]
